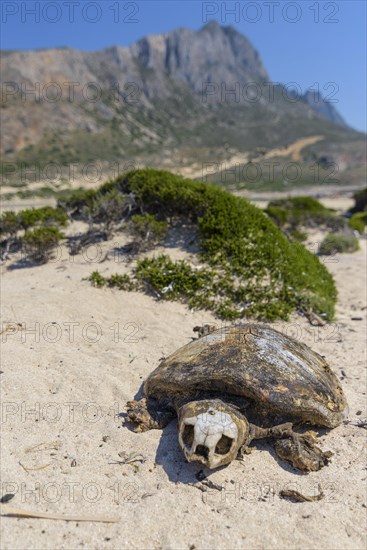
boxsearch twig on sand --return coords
[279,483,324,502]
[0,505,119,523]
[301,309,326,327]
[19,461,52,472]
[109,451,147,465]
[24,441,62,453]
[190,480,223,493]
[350,418,367,429]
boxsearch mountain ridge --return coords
[1,21,364,188]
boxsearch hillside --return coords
[1,21,365,192]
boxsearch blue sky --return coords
[1,0,366,132]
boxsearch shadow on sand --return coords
[122,414,309,483]
[121,384,324,482]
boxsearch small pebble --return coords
[0,494,15,503]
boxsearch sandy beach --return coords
[1,196,366,550]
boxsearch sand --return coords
[1,197,366,550]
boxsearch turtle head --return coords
[177,399,249,469]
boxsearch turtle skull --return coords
[178,400,249,469]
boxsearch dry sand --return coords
[0,197,366,550]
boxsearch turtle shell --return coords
[145,324,347,428]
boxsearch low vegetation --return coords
[0,206,68,263]
[347,188,367,234]
[86,189,128,238]
[0,206,68,236]
[129,214,168,251]
[348,211,367,234]
[74,169,338,321]
[265,196,346,238]
[0,211,20,237]
[88,272,135,291]
[18,207,69,229]
[2,170,343,319]
[318,232,359,255]
[22,226,64,263]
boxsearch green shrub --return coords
[58,178,124,217]
[87,271,107,288]
[129,214,168,249]
[288,228,308,242]
[58,188,98,215]
[269,197,329,214]
[0,211,21,236]
[19,207,68,229]
[1,207,68,237]
[324,215,349,232]
[118,169,207,219]
[135,255,214,310]
[88,189,128,237]
[319,233,359,255]
[264,206,288,227]
[59,183,128,239]
[23,226,64,263]
[76,169,337,320]
[107,273,135,291]
[86,272,134,291]
[265,196,342,230]
[348,212,367,234]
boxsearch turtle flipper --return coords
[248,423,332,471]
[126,398,174,432]
[249,422,293,441]
[238,423,293,460]
[274,433,333,472]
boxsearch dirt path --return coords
[255,135,324,162]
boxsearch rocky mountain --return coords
[302,90,347,127]
[1,21,365,188]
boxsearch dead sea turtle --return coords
[126,324,347,471]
